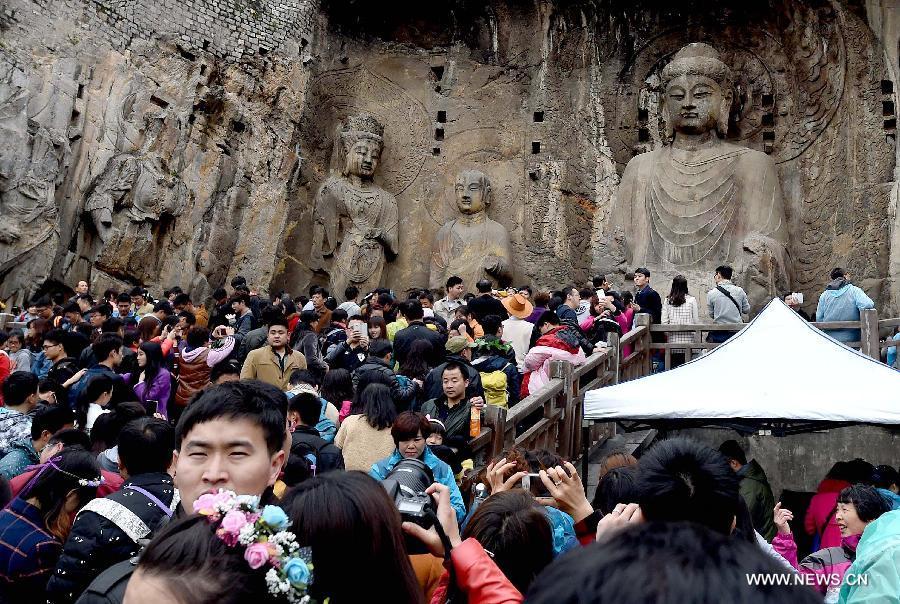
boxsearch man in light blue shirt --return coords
[815,268,874,343]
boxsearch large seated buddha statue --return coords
[605,43,790,314]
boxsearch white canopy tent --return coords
[583,298,900,430]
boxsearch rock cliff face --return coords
[1,0,898,316]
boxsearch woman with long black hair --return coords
[283,472,424,603]
[122,341,171,418]
[661,275,699,368]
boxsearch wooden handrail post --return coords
[483,404,507,461]
[607,331,621,385]
[861,308,880,360]
[551,360,575,459]
[633,313,652,376]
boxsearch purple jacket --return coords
[122,369,172,419]
[772,531,859,596]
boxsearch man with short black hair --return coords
[0,372,39,456]
[393,300,446,368]
[61,302,84,332]
[471,314,520,408]
[33,296,55,321]
[287,392,344,476]
[816,267,875,343]
[75,294,94,316]
[177,380,287,507]
[310,287,332,334]
[556,285,581,325]
[42,329,78,386]
[0,405,74,479]
[351,339,416,410]
[68,334,123,411]
[237,305,284,363]
[207,287,231,331]
[634,437,740,535]
[241,317,307,391]
[423,336,485,402]
[420,361,484,448]
[718,440,776,540]
[337,285,362,319]
[47,418,178,603]
[231,292,256,342]
[113,293,135,322]
[465,279,508,323]
[325,315,369,372]
[632,268,662,325]
[172,293,208,328]
[706,265,750,343]
[434,276,466,322]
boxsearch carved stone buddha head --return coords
[454,169,492,215]
[660,43,733,139]
[340,114,384,180]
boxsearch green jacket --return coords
[738,459,776,541]
[839,510,900,603]
[420,396,472,444]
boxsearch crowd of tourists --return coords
[0,268,896,603]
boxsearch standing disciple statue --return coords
[430,169,513,291]
[605,43,790,313]
[311,114,399,297]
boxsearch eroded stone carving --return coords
[310,114,399,296]
[0,63,69,302]
[603,43,790,312]
[80,112,187,278]
[430,169,512,290]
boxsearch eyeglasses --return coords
[41,343,61,350]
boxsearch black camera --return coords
[380,458,436,554]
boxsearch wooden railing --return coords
[469,345,621,470]
[644,308,889,371]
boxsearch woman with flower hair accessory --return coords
[126,491,313,604]
[0,446,101,602]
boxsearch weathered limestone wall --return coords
[672,426,900,500]
[0,0,319,305]
[1,0,899,314]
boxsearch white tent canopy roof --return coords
[583,298,900,425]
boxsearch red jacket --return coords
[805,478,850,550]
[430,538,523,604]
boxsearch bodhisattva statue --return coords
[311,114,399,296]
[429,169,512,290]
[606,43,790,310]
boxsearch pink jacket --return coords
[616,309,634,357]
[522,345,586,395]
[772,532,859,597]
[805,478,850,550]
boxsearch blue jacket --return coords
[878,488,900,511]
[31,352,53,380]
[838,510,900,603]
[286,391,336,443]
[816,283,874,343]
[68,365,122,411]
[370,447,466,523]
